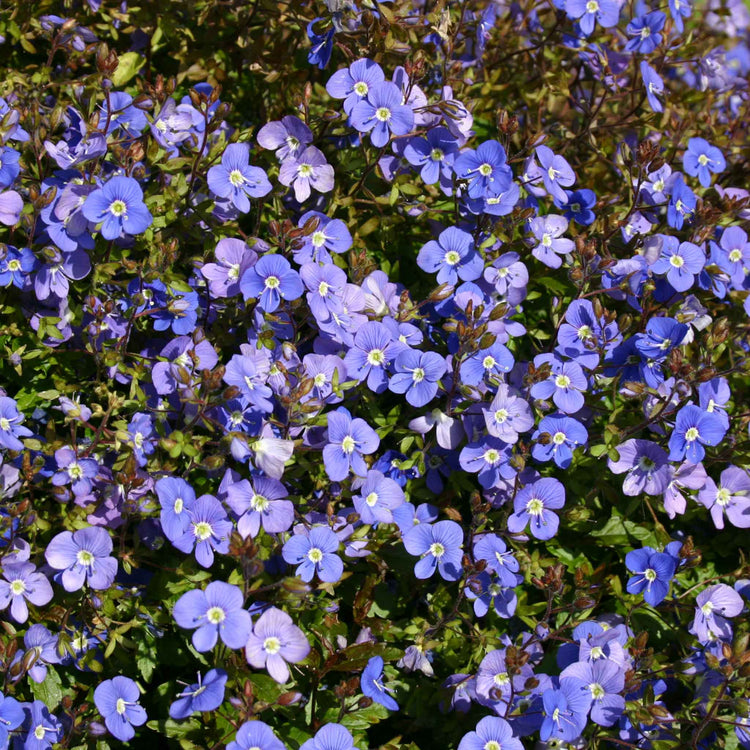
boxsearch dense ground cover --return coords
[0,0,749,748]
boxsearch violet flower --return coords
[245,606,310,683]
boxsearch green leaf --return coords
[29,666,63,710]
[111,52,145,86]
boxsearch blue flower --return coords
[458,716,523,750]
[361,656,399,711]
[349,81,414,148]
[228,721,285,750]
[666,175,696,230]
[171,494,232,568]
[169,669,228,719]
[565,0,620,34]
[640,61,665,113]
[19,699,63,749]
[388,350,446,407]
[556,188,596,225]
[173,581,252,651]
[683,137,726,188]
[207,143,272,213]
[300,724,359,750]
[625,11,666,54]
[417,226,483,286]
[326,58,385,115]
[0,396,32,451]
[535,145,576,202]
[0,146,21,188]
[307,18,335,69]
[0,693,24,746]
[282,525,343,583]
[94,676,147,742]
[343,321,395,393]
[403,520,463,581]
[531,414,588,469]
[540,682,590,743]
[0,246,35,289]
[323,407,380,481]
[668,404,727,463]
[82,176,153,240]
[240,254,303,313]
[626,546,677,606]
[454,140,512,200]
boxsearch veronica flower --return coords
[82,176,152,239]
[0,146,21,188]
[475,649,533,709]
[361,656,399,711]
[697,465,750,529]
[625,546,676,606]
[561,660,625,726]
[635,317,688,361]
[403,126,458,186]
[0,396,32,451]
[20,625,62,683]
[625,11,666,53]
[45,527,118,592]
[402,520,463,581]
[417,226,483,286]
[0,246,35,289]
[343,321,394,393]
[458,716,523,750]
[668,404,727,463]
[126,412,155,467]
[0,189,23,226]
[389,350,446,407]
[651,237,705,292]
[683,137,726,187]
[169,669,227,719]
[200,238,257,298]
[326,58,385,115]
[608,439,670,496]
[228,721,285,750]
[173,581,252,651]
[282,525,343,583]
[668,0,696,28]
[532,414,588,469]
[240,254,303,313]
[349,81,414,148]
[0,561,53,623]
[353,469,405,525]
[460,342,514,386]
[172,494,232,568]
[667,175,696,230]
[207,143,272,213]
[690,584,744,643]
[0,694,24,747]
[156,477,196,541]
[535,145,576,202]
[531,355,588,414]
[473,534,520,587]
[222,351,273,412]
[301,262,346,323]
[256,115,313,161]
[465,571,518,618]
[278,146,334,202]
[293,211,353,264]
[507,477,566,540]
[529,214,575,269]
[19,700,63,749]
[245,606,310,683]
[226,476,294,538]
[540,683,590,743]
[34,248,91,300]
[459,436,515,489]
[94,676,147,742]
[301,724,359,750]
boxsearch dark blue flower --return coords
[361,656,399,711]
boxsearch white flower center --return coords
[367,349,385,366]
[444,250,461,265]
[207,606,226,624]
[174,497,184,514]
[590,682,606,700]
[109,199,127,217]
[412,367,425,383]
[555,374,571,388]
[307,547,324,563]
[644,568,657,582]
[552,431,567,445]
[10,579,26,595]
[586,0,599,11]
[526,497,544,516]
[297,163,313,178]
[194,521,213,541]
[365,492,379,507]
[341,435,356,454]
[263,636,281,654]
[685,427,700,442]
[77,550,95,567]
[670,254,685,268]
[229,169,246,187]
[264,275,281,289]
[716,488,731,506]
[494,408,509,424]
[430,148,444,162]
[354,81,369,96]
[375,107,391,122]
[483,448,501,464]
[251,493,270,512]
[478,163,493,177]
[116,698,127,715]
[429,542,445,558]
